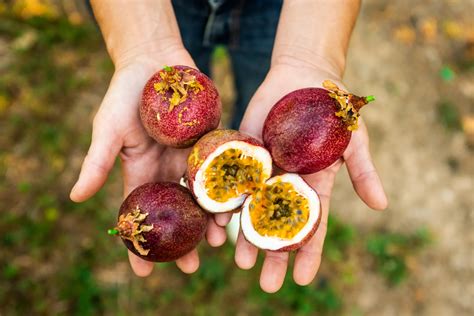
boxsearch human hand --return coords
[70,49,227,276]
[226,59,388,293]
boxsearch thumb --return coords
[70,118,122,202]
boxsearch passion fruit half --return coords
[241,173,321,251]
[186,129,272,213]
[109,182,208,262]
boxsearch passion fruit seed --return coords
[204,148,267,202]
[109,206,154,256]
[249,181,309,239]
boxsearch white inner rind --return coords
[192,141,272,213]
[241,173,320,250]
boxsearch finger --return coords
[235,231,258,270]
[260,251,289,293]
[70,122,122,202]
[292,201,329,285]
[128,251,154,277]
[292,167,336,285]
[206,217,227,247]
[226,213,241,244]
[344,126,388,210]
[176,249,200,274]
[214,212,233,227]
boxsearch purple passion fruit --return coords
[263,80,375,174]
[109,182,208,262]
[140,65,221,148]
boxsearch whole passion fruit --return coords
[186,129,273,213]
[263,80,375,174]
[108,182,208,262]
[140,65,221,148]
[240,173,321,251]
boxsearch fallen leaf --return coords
[462,115,474,137]
[443,20,463,39]
[420,17,437,42]
[393,25,416,45]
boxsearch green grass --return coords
[437,100,462,131]
[367,228,431,285]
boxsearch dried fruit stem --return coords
[153,65,204,113]
[322,80,375,131]
[109,206,153,256]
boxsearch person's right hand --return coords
[70,48,227,277]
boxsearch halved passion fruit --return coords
[241,173,321,251]
[186,129,272,213]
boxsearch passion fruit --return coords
[108,182,208,262]
[185,129,272,213]
[263,80,375,174]
[240,173,321,251]
[140,65,221,148]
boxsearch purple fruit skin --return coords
[263,88,351,174]
[140,65,221,148]
[118,182,208,262]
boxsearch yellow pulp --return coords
[204,148,267,202]
[249,182,309,239]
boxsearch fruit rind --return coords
[240,173,321,251]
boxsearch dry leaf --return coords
[420,17,437,42]
[393,25,416,45]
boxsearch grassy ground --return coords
[1,1,472,315]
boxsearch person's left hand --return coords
[216,59,388,293]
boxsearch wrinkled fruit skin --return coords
[118,182,208,262]
[140,65,221,148]
[186,129,264,207]
[263,88,351,174]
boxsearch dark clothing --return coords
[172,0,282,128]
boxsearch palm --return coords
[71,61,227,276]
[234,64,387,292]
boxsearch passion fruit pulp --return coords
[241,173,321,251]
[249,181,310,239]
[204,148,266,202]
[186,129,272,213]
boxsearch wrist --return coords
[91,0,189,70]
[271,48,345,80]
[112,39,190,71]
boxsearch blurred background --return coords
[0,0,473,315]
